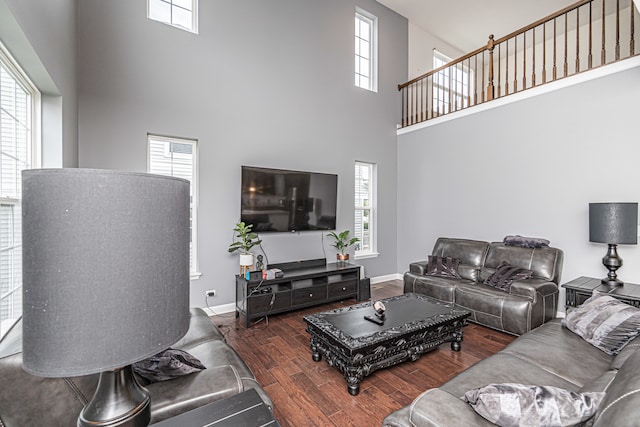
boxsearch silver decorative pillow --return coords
[562,293,640,355]
[426,255,461,279]
[483,261,533,292]
[464,383,605,427]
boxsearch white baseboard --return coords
[370,273,402,284]
[202,302,236,316]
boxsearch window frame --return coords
[147,134,200,279]
[0,40,41,341]
[147,0,199,34]
[433,49,474,115]
[355,8,378,93]
[354,161,378,259]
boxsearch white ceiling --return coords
[376,0,581,52]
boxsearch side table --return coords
[152,388,279,427]
[562,276,640,310]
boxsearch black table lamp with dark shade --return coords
[589,202,638,286]
[21,169,191,427]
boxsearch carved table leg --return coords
[450,330,463,351]
[346,368,363,396]
[310,338,322,362]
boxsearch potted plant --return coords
[228,222,262,272]
[327,230,359,263]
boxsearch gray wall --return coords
[1,0,77,167]
[397,63,640,308]
[77,0,407,308]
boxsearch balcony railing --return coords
[398,0,639,128]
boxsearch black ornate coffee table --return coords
[303,293,471,395]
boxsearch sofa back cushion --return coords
[593,348,640,426]
[431,238,489,281]
[482,243,563,284]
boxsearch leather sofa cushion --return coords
[592,349,640,426]
[148,364,243,424]
[500,320,613,387]
[440,353,579,399]
[484,243,562,283]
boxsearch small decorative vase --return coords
[336,253,349,263]
[240,253,253,274]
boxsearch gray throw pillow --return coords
[132,348,206,383]
[562,293,640,355]
[464,383,605,427]
[483,261,533,292]
[426,255,461,279]
[503,235,550,248]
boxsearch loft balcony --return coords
[398,0,639,129]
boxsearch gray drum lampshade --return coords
[22,168,191,377]
[589,202,638,245]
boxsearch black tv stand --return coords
[235,259,362,328]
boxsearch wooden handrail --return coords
[397,0,639,127]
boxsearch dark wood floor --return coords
[211,280,515,426]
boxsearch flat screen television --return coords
[241,166,337,232]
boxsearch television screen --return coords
[241,166,337,232]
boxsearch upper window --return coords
[433,50,473,115]
[355,9,378,92]
[0,42,40,340]
[148,135,199,277]
[354,161,377,258]
[147,0,198,34]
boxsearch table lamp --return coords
[589,202,638,286]
[21,169,191,427]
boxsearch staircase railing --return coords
[398,0,639,128]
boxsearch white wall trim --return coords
[371,273,402,284]
[202,302,236,316]
[398,55,640,135]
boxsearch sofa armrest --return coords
[409,261,428,275]
[404,389,493,427]
[509,278,558,300]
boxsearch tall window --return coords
[354,161,376,258]
[147,0,198,34]
[433,50,473,114]
[355,8,378,92]
[0,43,39,340]
[148,135,199,277]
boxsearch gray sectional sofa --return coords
[0,308,271,426]
[403,237,564,335]
[382,318,640,426]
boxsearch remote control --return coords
[364,314,384,325]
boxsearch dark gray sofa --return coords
[383,318,640,426]
[0,308,272,426]
[404,237,564,335]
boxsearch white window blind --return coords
[354,161,376,258]
[147,0,198,34]
[148,135,198,276]
[0,43,38,340]
[355,9,378,92]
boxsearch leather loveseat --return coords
[382,318,640,426]
[404,237,563,335]
[0,308,272,426]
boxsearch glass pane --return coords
[359,40,370,59]
[149,0,171,24]
[354,55,360,73]
[359,20,370,41]
[173,0,193,11]
[172,6,193,30]
[359,58,370,77]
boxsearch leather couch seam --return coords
[598,388,640,420]
[64,378,88,406]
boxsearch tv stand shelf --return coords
[235,259,362,328]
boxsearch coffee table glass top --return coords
[304,293,470,348]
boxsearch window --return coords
[148,135,199,277]
[0,42,39,340]
[433,50,474,114]
[147,0,198,34]
[354,161,377,258]
[355,8,378,92]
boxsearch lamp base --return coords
[78,365,150,427]
[601,243,624,287]
[601,277,624,287]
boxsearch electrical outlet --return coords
[206,290,216,297]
